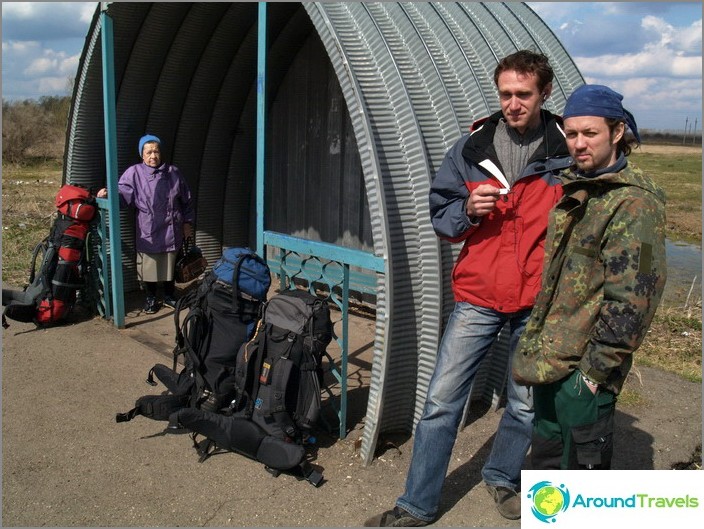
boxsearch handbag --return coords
[175,237,208,283]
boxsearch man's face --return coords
[142,142,161,168]
[564,116,624,173]
[497,70,547,134]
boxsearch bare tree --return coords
[2,96,71,164]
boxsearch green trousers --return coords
[531,370,616,470]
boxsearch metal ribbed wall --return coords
[65,2,584,465]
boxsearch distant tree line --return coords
[2,96,72,165]
[640,129,702,146]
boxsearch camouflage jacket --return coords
[513,161,667,394]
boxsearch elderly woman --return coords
[98,134,195,314]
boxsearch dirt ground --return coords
[2,286,702,528]
[636,143,700,155]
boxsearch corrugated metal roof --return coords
[66,2,584,464]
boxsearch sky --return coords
[1,1,702,131]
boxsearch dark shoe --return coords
[163,296,178,309]
[143,297,159,314]
[363,506,428,527]
[485,484,521,520]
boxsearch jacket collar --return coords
[573,153,627,179]
[142,162,167,176]
[462,109,571,176]
[564,157,666,202]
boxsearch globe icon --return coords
[533,485,564,516]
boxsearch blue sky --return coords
[1,2,702,131]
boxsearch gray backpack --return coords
[172,288,333,486]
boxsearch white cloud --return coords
[641,15,702,55]
[573,14,701,79]
[670,18,701,55]
[37,76,72,94]
[24,56,55,76]
[23,50,79,78]
[528,2,574,21]
[2,2,98,41]
[1,2,36,18]
[2,40,41,55]
[79,3,97,23]
[581,75,702,129]
[575,52,701,78]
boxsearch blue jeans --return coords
[396,302,533,522]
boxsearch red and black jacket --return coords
[429,110,572,313]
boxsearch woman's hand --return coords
[96,188,108,198]
[183,223,193,239]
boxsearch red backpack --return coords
[2,184,97,327]
[55,184,97,221]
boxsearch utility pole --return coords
[692,118,698,146]
[683,117,688,144]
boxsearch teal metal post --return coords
[256,2,267,258]
[340,264,350,437]
[100,4,125,328]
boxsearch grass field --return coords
[2,159,62,286]
[2,148,702,382]
[630,145,702,245]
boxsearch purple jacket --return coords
[117,162,195,253]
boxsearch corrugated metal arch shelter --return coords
[66,2,583,464]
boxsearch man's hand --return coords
[580,372,599,395]
[466,184,502,217]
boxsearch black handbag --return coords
[175,237,207,283]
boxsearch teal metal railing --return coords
[263,231,384,439]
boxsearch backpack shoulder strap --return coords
[237,317,267,416]
[27,237,50,286]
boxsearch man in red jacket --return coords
[365,50,572,526]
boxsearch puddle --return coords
[664,239,702,306]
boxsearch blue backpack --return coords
[211,247,271,305]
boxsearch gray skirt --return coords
[136,251,177,282]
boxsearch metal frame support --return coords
[256,2,267,258]
[99,3,125,328]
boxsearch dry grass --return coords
[1,160,62,286]
[637,299,702,383]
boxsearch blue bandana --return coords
[138,134,161,156]
[563,85,640,143]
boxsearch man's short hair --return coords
[493,50,553,91]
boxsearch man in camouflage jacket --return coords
[513,84,667,470]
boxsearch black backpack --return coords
[2,184,96,328]
[116,249,271,423]
[171,288,333,486]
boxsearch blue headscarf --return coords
[138,134,161,156]
[563,85,641,143]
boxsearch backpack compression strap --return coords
[230,253,252,315]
